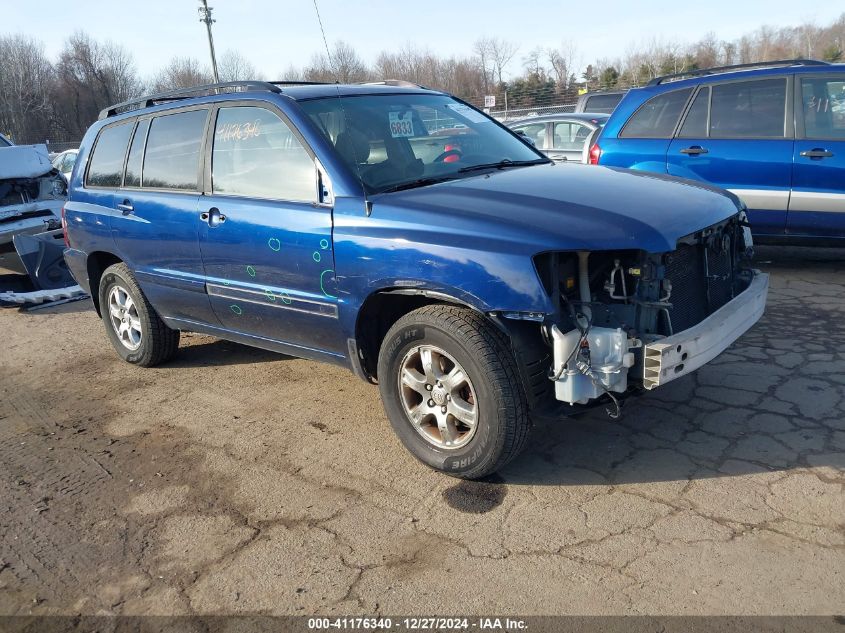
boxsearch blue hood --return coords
[372,162,742,254]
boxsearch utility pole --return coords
[197,0,220,83]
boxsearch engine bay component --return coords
[551,325,641,405]
[535,212,765,409]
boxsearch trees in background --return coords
[151,57,213,92]
[0,35,53,143]
[53,32,142,138]
[1,12,844,144]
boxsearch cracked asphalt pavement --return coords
[0,246,842,616]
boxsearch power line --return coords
[311,0,334,76]
[198,0,220,83]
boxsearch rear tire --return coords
[99,263,179,367]
[377,304,530,479]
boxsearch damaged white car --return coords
[0,138,76,297]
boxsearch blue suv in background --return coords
[592,59,845,243]
[63,81,767,478]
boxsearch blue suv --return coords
[591,59,845,243]
[63,81,768,478]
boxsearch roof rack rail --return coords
[98,80,283,120]
[647,58,830,86]
[363,79,429,89]
[268,80,338,86]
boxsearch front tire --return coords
[377,305,530,479]
[99,263,179,367]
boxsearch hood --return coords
[371,162,742,253]
[0,144,55,180]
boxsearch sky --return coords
[4,1,843,80]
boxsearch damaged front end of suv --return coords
[533,211,767,413]
[0,143,75,295]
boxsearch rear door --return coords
[599,87,693,172]
[547,120,595,162]
[197,102,343,357]
[789,73,845,238]
[667,77,794,236]
[109,106,219,325]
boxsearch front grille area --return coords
[663,235,736,334]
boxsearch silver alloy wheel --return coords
[397,344,478,450]
[108,285,142,351]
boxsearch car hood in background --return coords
[372,163,741,254]
[0,144,55,180]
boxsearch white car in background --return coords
[51,149,79,182]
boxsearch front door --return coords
[198,103,343,358]
[667,78,794,237]
[789,73,845,238]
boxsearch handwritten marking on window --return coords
[806,96,834,113]
[216,119,262,143]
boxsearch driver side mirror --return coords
[515,130,536,147]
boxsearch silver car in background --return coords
[508,113,609,163]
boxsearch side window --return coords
[709,78,786,138]
[620,88,692,139]
[124,119,150,187]
[512,123,546,148]
[585,94,623,114]
[800,76,845,139]
[211,106,316,202]
[678,87,710,138]
[142,109,207,190]
[553,122,592,149]
[87,122,133,187]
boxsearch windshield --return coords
[0,135,11,147]
[298,93,548,194]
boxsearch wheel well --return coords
[356,291,470,381]
[354,291,554,411]
[86,251,122,315]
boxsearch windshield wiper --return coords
[457,158,548,174]
[377,175,459,194]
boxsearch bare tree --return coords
[151,57,213,92]
[522,47,546,78]
[52,32,142,138]
[472,38,493,94]
[304,40,368,83]
[488,37,518,85]
[0,34,53,143]
[548,41,578,90]
[218,50,263,82]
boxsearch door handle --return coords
[799,149,834,159]
[680,146,709,155]
[116,200,134,214]
[202,207,227,226]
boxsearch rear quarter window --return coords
[620,88,693,139]
[87,122,133,187]
[584,93,623,114]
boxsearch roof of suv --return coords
[98,81,442,121]
[643,59,842,91]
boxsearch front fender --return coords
[336,239,555,318]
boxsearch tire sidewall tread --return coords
[99,263,179,367]
[378,304,530,479]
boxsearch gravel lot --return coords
[0,246,843,616]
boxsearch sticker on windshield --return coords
[389,111,415,138]
[444,103,489,124]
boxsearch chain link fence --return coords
[464,86,582,122]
